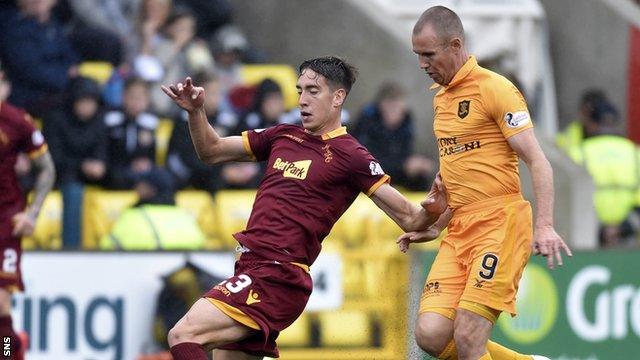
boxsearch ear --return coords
[450,37,463,52]
[333,88,347,108]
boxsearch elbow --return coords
[195,144,221,164]
[196,151,220,165]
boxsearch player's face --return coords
[412,25,459,86]
[296,69,344,134]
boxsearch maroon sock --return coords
[0,315,21,353]
[170,342,208,360]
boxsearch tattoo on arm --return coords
[29,151,56,219]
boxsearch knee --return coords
[414,317,452,357]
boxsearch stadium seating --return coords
[278,313,312,348]
[24,191,63,250]
[213,190,258,248]
[82,189,138,249]
[77,61,114,85]
[239,64,299,109]
[330,194,385,247]
[155,119,174,166]
[175,191,223,249]
[318,310,372,347]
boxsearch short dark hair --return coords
[298,56,358,94]
[413,5,464,41]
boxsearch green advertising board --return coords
[417,250,640,360]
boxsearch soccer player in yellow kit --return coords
[397,6,573,360]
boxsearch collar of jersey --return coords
[429,55,477,91]
[319,126,348,140]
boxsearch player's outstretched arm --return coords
[396,208,452,252]
[370,179,447,233]
[508,128,572,269]
[12,151,55,236]
[161,77,250,164]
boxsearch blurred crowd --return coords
[0,0,436,250]
[556,89,640,249]
[5,0,633,251]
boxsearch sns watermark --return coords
[2,336,11,358]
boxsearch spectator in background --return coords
[556,89,607,152]
[234,78,286,132]
[209,25,248,95]
[128,0,173,82]
[142,7,215,117]
[105,77,159,189]
[223,78,288,189]
[63,0,138,43]
[0,0,79,117]
[353,82,435,191]
[167,72,238,193]
[567,100,640,248]
[43,77,108,249]
[174,0,232,39]
[136,0,173,58]
[55,0,124,67]
[100,167,205,250]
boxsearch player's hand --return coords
[396,226,441,253]
[12,211,36,237]
[421,173,448,215]
[532,225,572,269]
[161,77,205,113]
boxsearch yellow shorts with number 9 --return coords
[419,193,533,317]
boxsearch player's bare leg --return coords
[454,308,493,360]
[414,312,454,357]
[0,288,24,359]
[168,298,258,360]
[212,349,263,360]
[0,288,11,316]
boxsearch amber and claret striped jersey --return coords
[0,102,47,235]
[236,124,389,266]
[432,56,533,209]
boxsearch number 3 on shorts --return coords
[479,253,498,280]
[225,274,252,293]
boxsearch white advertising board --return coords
[12,251,341,360]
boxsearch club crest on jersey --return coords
[458,100,471,119]
[273,158,311,180]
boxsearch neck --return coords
[308,117,342,137]
[444,49,469,86]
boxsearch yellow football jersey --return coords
[432,56,533,209]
